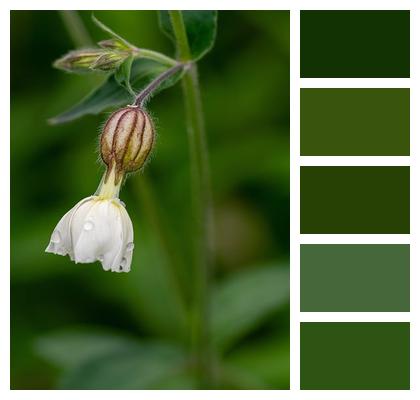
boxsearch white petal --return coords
[71,198,131,272]
[72,200,114,264]
[107,199,134,273]
[45,196,94,257]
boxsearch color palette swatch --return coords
[299,9,411,391]
[300,322,410,389]
[300,10,410,78]
[300,244,410,312]
[300,166,410,234]
[300,89,410,156]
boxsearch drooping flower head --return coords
[46,105,155,272]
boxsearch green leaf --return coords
[92,14,135,50]
[58,340,186,389]
[114,55,135,96]
[159,11,217,61]
[150,371,197,389]
[223,335,290,389]
[210,263,289,351]
[48,75,130,124]
[35,328,140,369]
[49,58,182,124]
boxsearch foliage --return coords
[211,265,289,351]
[11,10,290,389]
[159,11,217,61]
[49,58,178,124]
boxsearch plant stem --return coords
[59,11,93,47]
[134,63,186,106]
[168,12,191,62]
[135,48,178,67]
[169,11,214,387]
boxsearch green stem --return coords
[168,11,191,61]
[59,11,93,47]
[135,48,178,67]
[169,11,214,387]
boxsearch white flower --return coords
[46,165,134,273]
[46,104,156,273]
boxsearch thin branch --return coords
[134,63,186,106]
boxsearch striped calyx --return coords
[100,106,155,180]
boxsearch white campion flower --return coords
[46,105,155,273]
[45,166,134,272]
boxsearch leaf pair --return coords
[51,11,217,125]
[49,58,180,124]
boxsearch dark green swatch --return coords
[300,322,410,389]
[300,166,410,234]
[300,244,410,312]
[300,10,410,78]
[300,89,410,156]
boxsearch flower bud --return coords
[100,106,155,177]
[98,38,133,52]
[90,52,126,71]
[53,49,128,73]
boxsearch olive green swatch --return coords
[300,322,410,390]
[300,244,410,312]
[300,89,410,156]
[300,10,410,78]
[300,166,410,234]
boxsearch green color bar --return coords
[300,88,410,156]
[300,166,410,234]
[300,244,410,312]
[300,10,410,78]
[300,322,410,390]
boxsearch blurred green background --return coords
[11,10,289,389]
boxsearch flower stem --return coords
[134,48,178,67]
[134,63,186,106]
[168,12,191,62]
[169,11,215,387]
[97,163,122,199]
[59,11,93,47]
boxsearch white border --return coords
[300,313,411,323]
[300,157,411,166]
[409,4,418,394]
[3,1,419,399]
[300,234,411,244]
[1,2,10,397]
[301,78,411,88]
[290,7,301,391]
